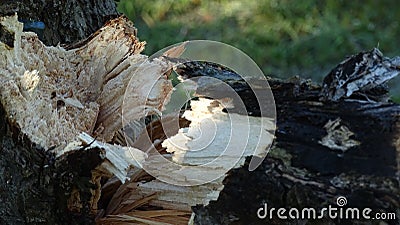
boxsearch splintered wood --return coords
[99,97,274,224]
[0,14,173,148]
[0,14,275,225]
[0,14,171,179]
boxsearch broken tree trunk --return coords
[186,66,400,224]
[0,14,166,224]
[0,9,399,225]
[192,80,400,224]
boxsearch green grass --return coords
[116,0,400,99]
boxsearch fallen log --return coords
[186,56,400,225]
[0,11,399,225]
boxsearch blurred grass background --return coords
[116,0,400,100]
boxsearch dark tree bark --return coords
[188,72,400,225]
[0,0,119,45]
[0,103,107,224]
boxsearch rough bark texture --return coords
[0,0,119,46]
[0,104,102,225]
[189,75,400,225]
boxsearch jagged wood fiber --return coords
[0,14,172,224]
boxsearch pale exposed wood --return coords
[0,15,172,151]
[101,97,275,224]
